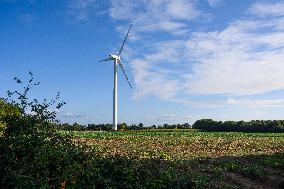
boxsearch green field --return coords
[66,130,284,188]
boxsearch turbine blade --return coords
[99,58,112,62]
[118,24,132,56]
[118,60,132,88]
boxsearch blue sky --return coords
[1,0,284,126]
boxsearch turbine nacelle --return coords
[109,54,120,60]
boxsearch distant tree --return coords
[138,123,143,128]
[151,125,156,129]
[72,122,84,130]
[118,123,128,131]
[183,123,191,129]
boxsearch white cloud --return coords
[109,0,138,20]
[61,112,86,118]
[145,113,176,121]
[111,1,284,105]
[131,59,181,100]
[145,40,186,63]
[184,115,192,119]
[166,0,201,20]
[128,40,187,100]
[110,0,203,35]
[69,0,105,22]
[226,98,284,108]
[207,0,223,7]
[255,110,267,115]
[131,13,284,98]
[184,15,284,95]
[248,1,284,17]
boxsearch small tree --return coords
[138,122,143,128]
[118,122,128,131]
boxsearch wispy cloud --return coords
[184,115,192,119]
[61,112,87,118]
[247,2,284,17]
[130,40,187,100]
[207,0,223,7]
[131,59,181,100]
[99,0,284,114]
[57,111,97,124]
[145,113,176,121]
[118,1,284,104]
[226,98,284,108]
[68,0,105,22]
[110,0,205,35]
[185,8,284,96]
[145,114,194,123]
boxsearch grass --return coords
[62,130,284,188]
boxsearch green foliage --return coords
[118,122,128,131]
[0,73,94,188]
[257,152,284,169]
[0,99,21,133]
[0,98,21,117]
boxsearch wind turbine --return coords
[99,24,133,131]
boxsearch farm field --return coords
[66,130,284,188]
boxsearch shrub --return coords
[0,73,95,188]
[0,99,21,133]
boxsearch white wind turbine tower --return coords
[99,24,133,131]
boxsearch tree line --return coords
[56,119,284,132]
[192,119,284,132]
[57,122,143,131]
[56,122,192,131]
[2,99,284,133]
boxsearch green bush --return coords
[0,99,21,133]
[0,73,198,188]
[0,73,94,187]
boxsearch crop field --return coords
[66,130,284,188]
